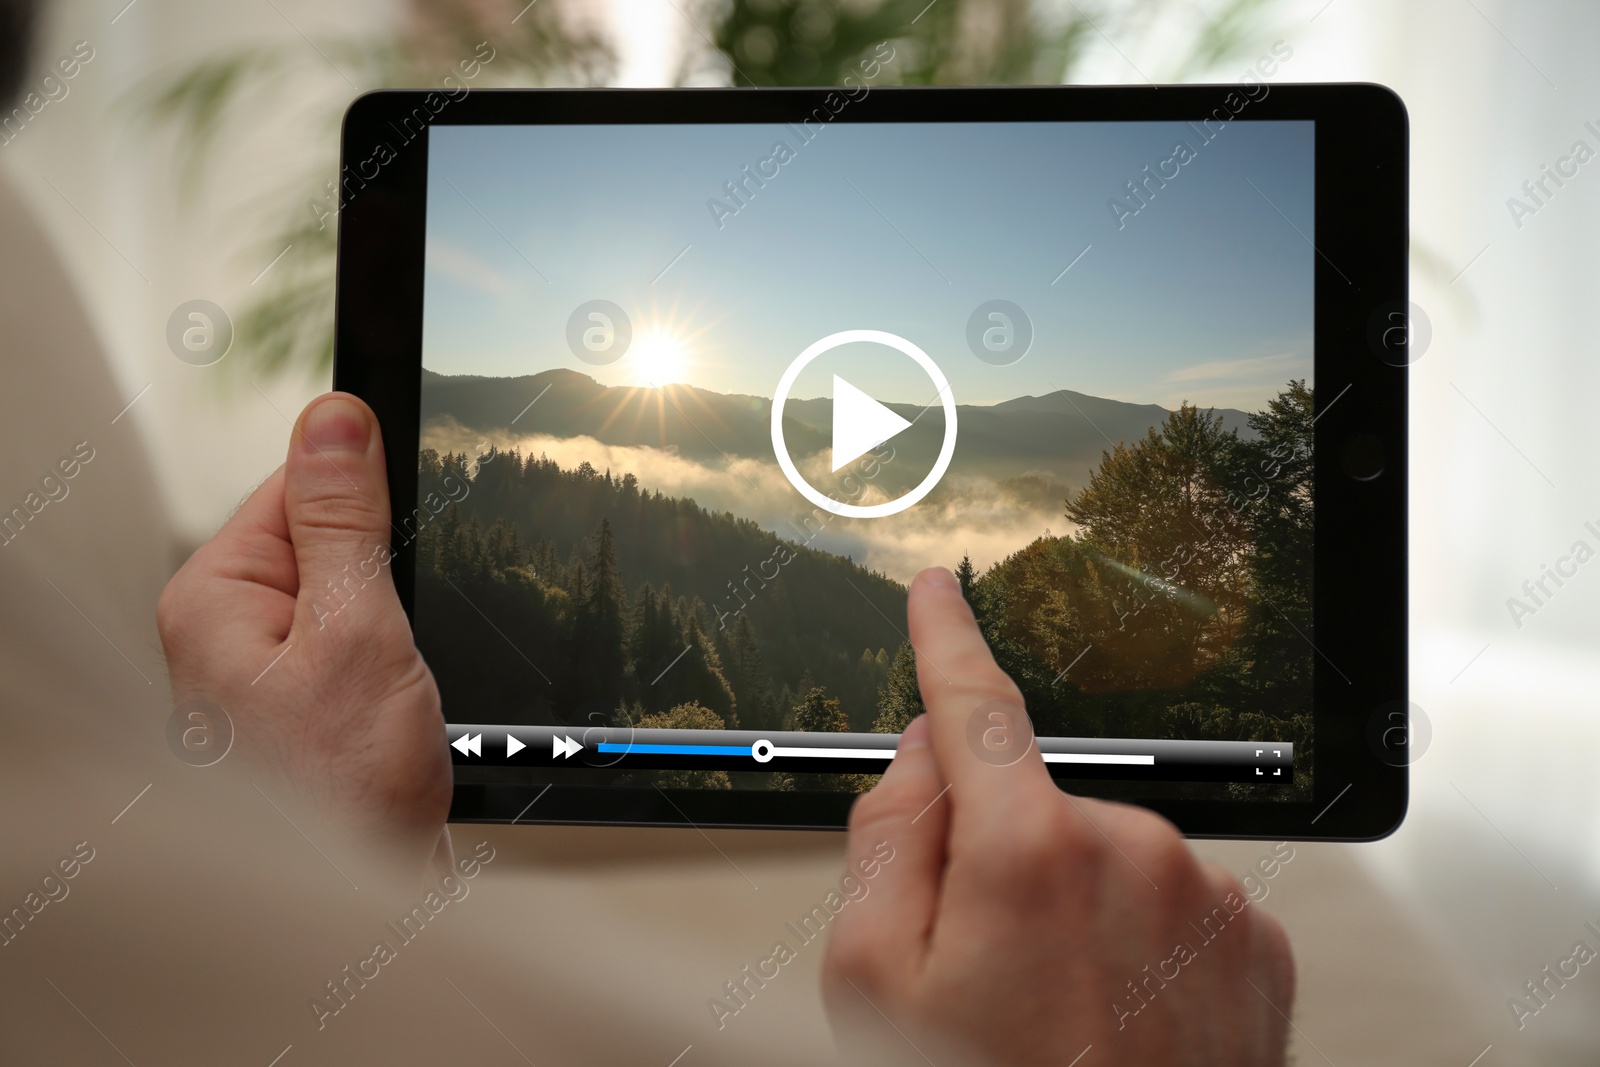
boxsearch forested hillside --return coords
[413,449,904,733]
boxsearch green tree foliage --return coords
[1059,403,1251,689]
[954,552,977,599]
[628,583,675,700]
[637,701,726,731]
[791,687,849,733]
[706,0,1273,89]
[137,0,614,385]
[634,703,732,789]
[658,606,739,727]
[413,452,900,730]
[561,518,628,719]
[1229,380,1314,705]
[720,614,776,731]
[964,384,1314,796]
[778,687,875,793]
[871,642,924,734]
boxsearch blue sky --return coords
[421,119,1314,410]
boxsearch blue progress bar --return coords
[595,743,749,756]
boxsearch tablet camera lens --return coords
[1342,433,1385,481]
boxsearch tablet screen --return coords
[413,118,1313,804]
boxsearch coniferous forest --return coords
[414,382,1314,797]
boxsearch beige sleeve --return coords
[0,169,176,753]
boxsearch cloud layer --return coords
[422,417,1071,583]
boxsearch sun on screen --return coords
[631,330,690,387]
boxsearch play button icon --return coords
[831,375,912,472]
[772,329,958,519]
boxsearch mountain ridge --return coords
[419,367,1256,495]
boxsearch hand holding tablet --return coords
[157,393,454,871]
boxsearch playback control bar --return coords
[447,725,1294,784]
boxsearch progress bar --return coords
[450,725,1292,783]
[596,743,1154,765]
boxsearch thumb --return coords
[283,393,398,628]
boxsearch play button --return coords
[772,330,958,519]
[831,375,912,472]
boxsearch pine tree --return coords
[586,519,626,639]
[634,583,689,713]
[955,552,977,600]
[723,614,774,731]
[872,642,925,733]
[564,518,628,719]
[629,583,659,685]
[462,516,487,579]
[485,517,519,573]
[664,609,737,727]
[436,502,462,578]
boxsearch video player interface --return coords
[415,119,1314,802]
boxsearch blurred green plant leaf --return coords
[137,0,614,388]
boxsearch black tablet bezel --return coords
[333,84,1408,841]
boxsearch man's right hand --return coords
[823,566,1295,1066]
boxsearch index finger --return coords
[904,567,1058,833]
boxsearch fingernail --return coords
[920,567,959,592]
[300,396,371,454]
[899,715,931,752]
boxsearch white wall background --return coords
[5,0,1599,1057]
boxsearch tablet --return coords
[333,82,1408,840]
